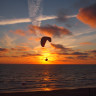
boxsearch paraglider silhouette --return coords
[40,36,52,62]
[40,36,51,47]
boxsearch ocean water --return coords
[0,64,96,93]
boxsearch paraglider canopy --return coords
[41,36,51,47]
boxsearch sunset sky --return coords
[0,0,96,64]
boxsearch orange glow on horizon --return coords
[38,48,57,64]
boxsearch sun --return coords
[38,49,56,64]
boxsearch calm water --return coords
[0,64,96,93]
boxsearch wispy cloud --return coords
[11,46,31,52]
[0,18,31,25]
[56,9,76,22]
[80,42,95,45]
[0,34,16,47]
[10,29,26,36]
[0,15,76,25]
[28,0,42,18]
[36,15,57,21]
[28,0,42,26]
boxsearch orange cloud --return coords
[77,4,96,27]
[35,37,41,41]
[0,48,9,52]
[80,42,94,45]
[28,37,33,40]
[11,46,31,52]
[28,37,41,41]
[0,48,9,57]
[10,29,26,36]
[0,46,96,64]
[28,24,71,37]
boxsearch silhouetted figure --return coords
[41,36,51,47]
[45,58,48,61]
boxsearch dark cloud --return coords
[77,3,96,27]
[51,43,70,51]
[56,10,70,22]
[0,48,9,52]
[11,46,31,51]
[21,53,42,57]
[65,24,72,28]
[66,57,74,59]
[72,52,88,55]
[28,24,71,37]
[0,48,9,57]
[90,50,96,54]
[77,55,88,60]
[52,52,69,55]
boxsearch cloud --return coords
[0,47,41,58]
[0,48,9,58]
[21,53,42,57]
[0,14,76,25]
[37,14,76,22]
[10,29,26,36]
[52,52,69,55]
[8,24,71,40]
[36,15,57,21]
[71,52,88,55]
[66,56,74,59]
[77,3,96,27]
[56,10,76,22]
[0,34,16,47]
[0,18,31,25]
[28,0,42,26]
[28,0,42,18]
[28,24,71,37]
[77,55,88,60]
[90,50,96,54]
[0,48,9,52]
[51,43,70,51]
[11,46,31,52]
[80,42,94,45]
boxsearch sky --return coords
[0,0,96,64]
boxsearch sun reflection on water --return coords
[39,69,56,91]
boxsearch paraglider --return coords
[40,36,51,47]
[40,36,52,62]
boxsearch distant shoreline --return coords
[0,87,96,96]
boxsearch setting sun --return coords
[38,48,56,64]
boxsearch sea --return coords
[0,64,96,93]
